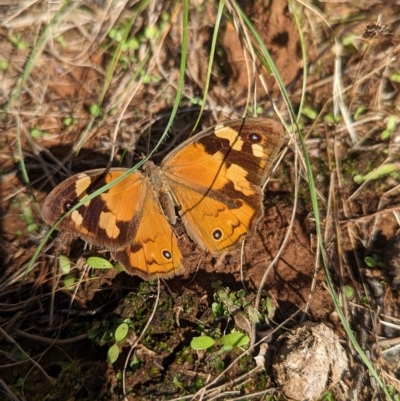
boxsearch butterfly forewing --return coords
[112,186,183,279]
[42,169,147,249]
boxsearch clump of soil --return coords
[273,322,348,400]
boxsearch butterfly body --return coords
[42,118,284,280]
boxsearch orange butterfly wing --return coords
[42,169,183,279]
[112,186,183,280]
[161,118,285,253]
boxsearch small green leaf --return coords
[55,35,67,48]
[87,256,113,269]
[365,256,377,268]
[115,323,129,342]
[59,255,71,274]
[386,116,397,131]
[0,60,8,71]
[324,114,341,124]
[354,106,366,119]
[353,174,364,184]
[343,285,355,300]
[87,328,100,339]
[144,26,158,39]
[217,332,249,348]
[342,34,357,46]
[63,117,72,126]
[27,222,38,232]
[390,73,400,83]
[62,116,78,127]
[266,296,275,319]
[130,353,140,368]
[114,262,126,272]
[211,281,222,289]
[63,275,76,290]
[124,37,139,51]
[107,343,120,363]
[142,73,151,84]
[302,107,318,120]
[190,336,215,350]
[354,163,400,184]
[9,33,27,50]
[319,390,335,401]
[211,302,224,317]
[381,129,391,140]
[30,128,42,138]
[89,104,102,117]
[15,378,25,387]
[246,305,260,323]
[108,28,123,41]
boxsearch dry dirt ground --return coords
[1,1,400,400]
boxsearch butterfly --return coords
[42,118,285,280]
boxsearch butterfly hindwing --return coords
[112,186,183,279]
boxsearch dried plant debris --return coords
[385,229,400,290]
[272,322,348,401]
[362,19,392,40]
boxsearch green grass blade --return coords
[193,0,225,130]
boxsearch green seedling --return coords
[13,198,38,233]
[108,27,125,42]
[364,255,384,269]
[343,285,355,300]
[0,60,8,71]
[9,33,28,50]
[189,97,204,106]
[354,106,367,119]
[319,390,335,401]
[214,284,263,324]
[324,113,341,124]
[247,105,264,115]
[381,116,398,140]
[190,331,249,351]
[140,70,161,84]
[390,73,400,83]
[122,37,140,52]
[107,343,120,364]
[62,116,78,127]
[342,34,357,47]
[63,274,76,290]
[144,25,158,39]
[89,103,102,117]
[353,163,400,184]
[59,255,71,275]
[87,256,113,270]
[114,262,126,272]
[130,353,140,369]
[190,335,215,350]
[55,34,67,48]
[106,319,134,363]
[30,127,51,139]
[387,384,400,400]
[260,295,276,319]
[302,106,318,120]
[115,322,129,341]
